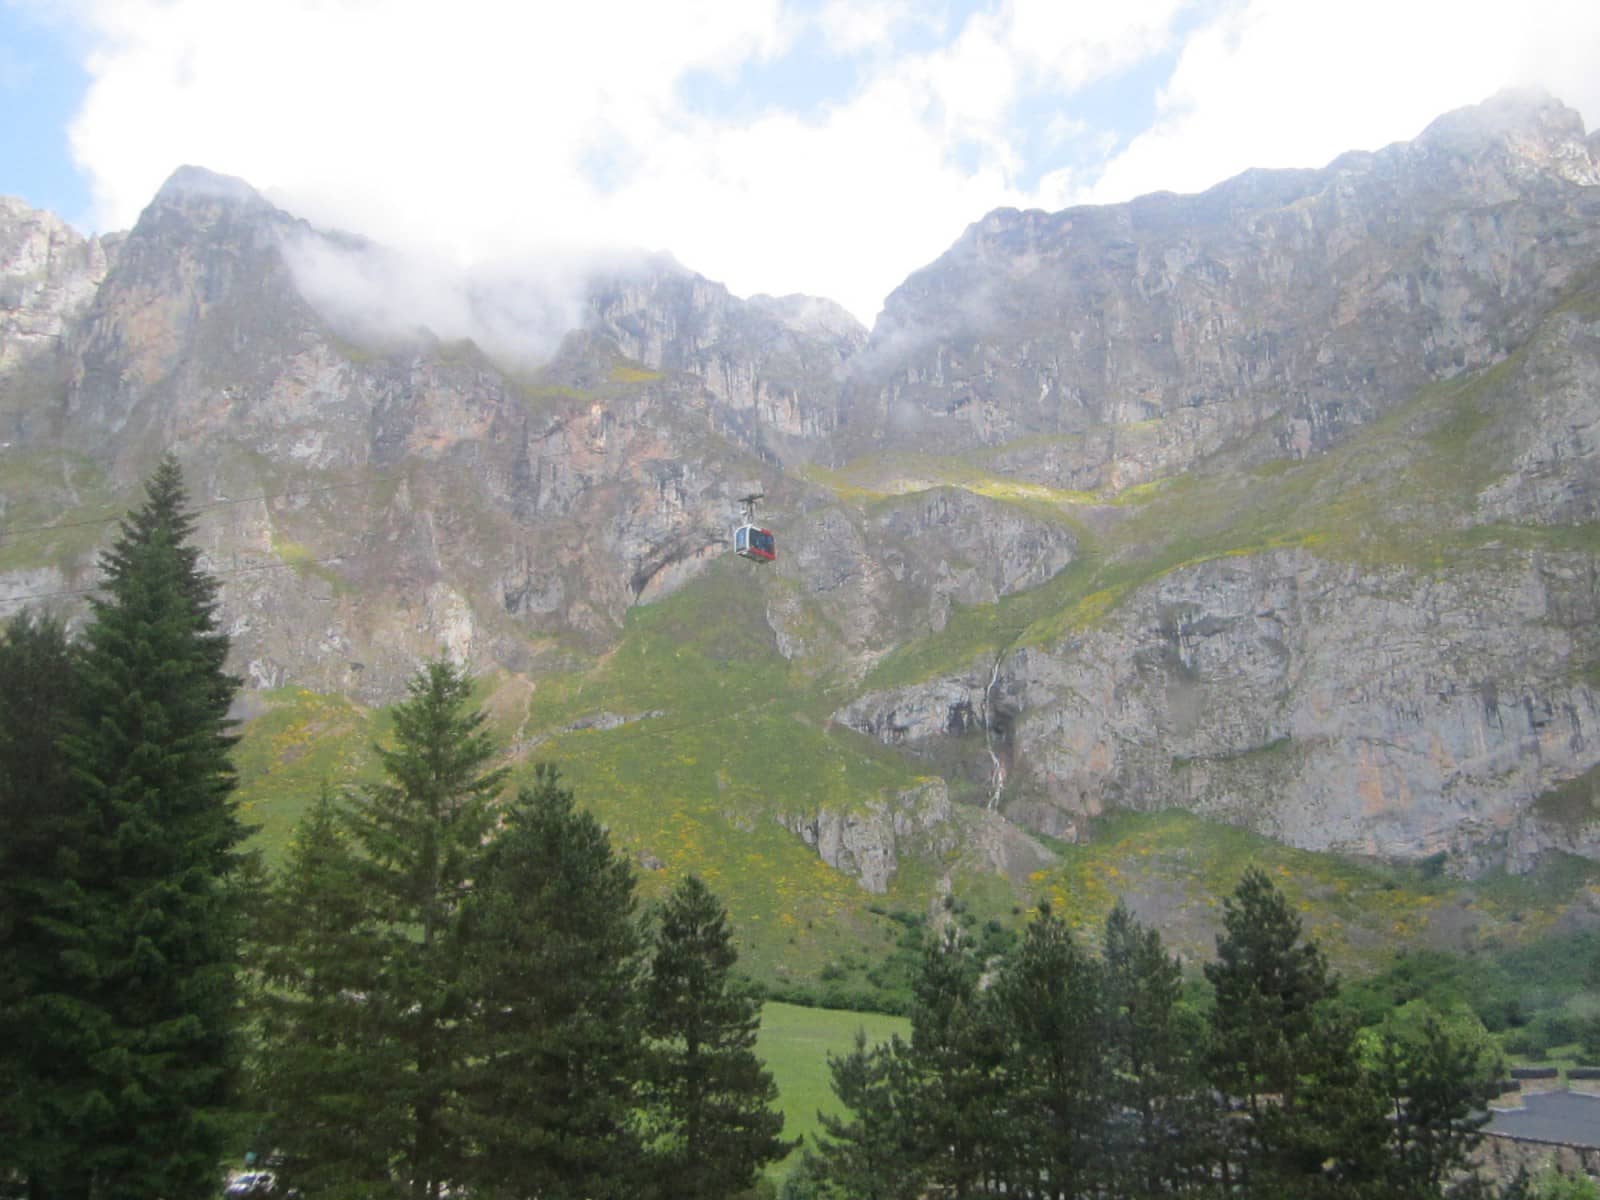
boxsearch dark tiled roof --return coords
[1487,1090,1600,1149]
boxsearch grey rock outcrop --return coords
[838,544,1600,865]
[1471,306,1600,525]
[838,91,1600,491]
[588,261,865,459]
[779,777,1055,892]
[0,196,118,438]
[775,486,1079,666]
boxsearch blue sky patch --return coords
[0,4,92,223]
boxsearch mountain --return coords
[829,90,1600,872]
[843,90,1600,478]
[3,89,1600,979]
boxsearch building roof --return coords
[1487,1090,1600,1149]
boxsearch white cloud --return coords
[69,0,788,243]
[49,0,1600,336]
[279,231,600,369]
[58,0,1200,327]
[602,75,1026,320]
[1006,0,1183,89]
[1086,0,1600,205]
[816,0,913,55]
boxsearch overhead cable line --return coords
[0,547,367,611]
[0,469,452,545]
[0,438,651,547]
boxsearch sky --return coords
[4,0,1599,326]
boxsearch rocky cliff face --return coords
[0,165,1076,706]
[832,216,1600,870]
[800,92,1600,882]
[839,546,1600,866]
[840,91,1600,491]
[588,263,864,460]
[0,197,118,440]
[777,778,1055,894]
[3,91,1599,890]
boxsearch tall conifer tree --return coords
[904,927,1008,1198]
[456,765,644,1200]
[643,874,793,1200]
[1379,1015,1497,1198]
[1206,866,1334,1103]
[341,657,508,1200]
[56,456,246,1200]
[1289,1006,1392,1196]
[0,614,85,1197]
[991,905,1107,1200]
[256,787,395,1197]
[1102,899,1205,1199]
[803,1032,924,1200]
[1205,866,1337,1197]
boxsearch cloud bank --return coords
[52,0,1600,328]
[279,231,597,370]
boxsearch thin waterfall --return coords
[981,652,1006,810]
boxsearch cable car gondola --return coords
[733,493,775,563]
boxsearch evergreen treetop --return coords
[645,873,795,1200]
[1205,864,1335,1105]
[10,455,248,1200]
[458,765,646,1200]
[0,613,86,1197]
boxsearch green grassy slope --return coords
[231,679,1600,1000]
[1018,808,1600,968]
[757,1001,908,1178]
[0,449,126,572]
[500,564,957,993]
[232,687,386,859]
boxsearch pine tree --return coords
[1204,866,1337,1197]
[340,657,508,1200]
[643,874,794,1200]
[1288,1005,1392,1198]
[1379,1014,1498,1198]
[255,786,395,1197]
[1206,867,1334,1102]
[0,613,85,1197]
[803,1032,924,1200]
[1102,899,1206,1199]
[990,904,1107,1200]
[903,926,1009,1198]
[456,765,644,1200]
[53,456,247,1200]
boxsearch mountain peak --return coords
[1416,89,1598,185]
[153,165,273,212]
[747,293,866,342]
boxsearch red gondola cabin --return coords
[735,524,776,562]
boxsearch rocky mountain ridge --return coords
[3,90,1600,906]
[839,90,1600,489]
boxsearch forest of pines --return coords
[0,460,1585,1200]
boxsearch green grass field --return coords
[757,1001,908,1178]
